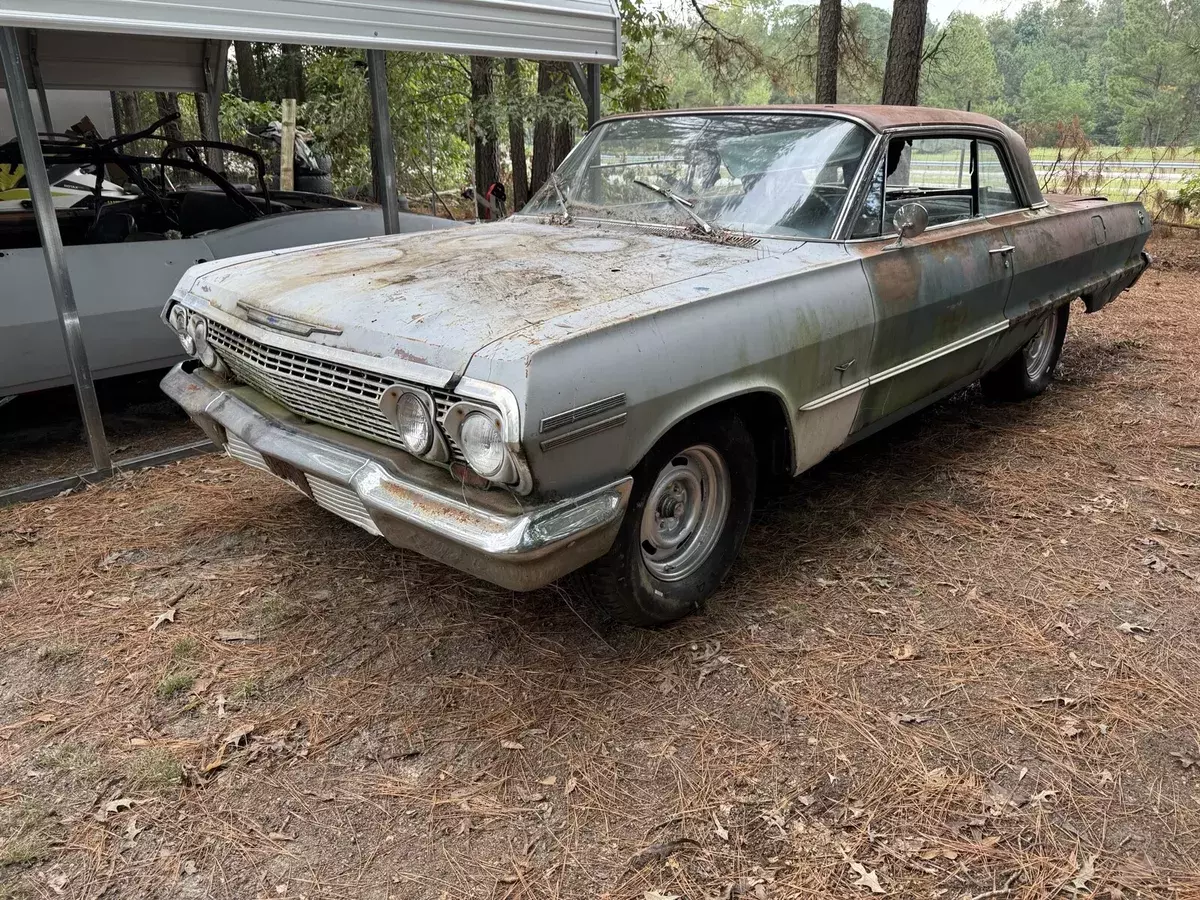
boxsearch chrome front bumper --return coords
[161,363,632,590]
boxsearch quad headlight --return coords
[165,303,226,375]
[458,410,506,478]
[393,391,434,456]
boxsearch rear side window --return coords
[978,141,1021,215]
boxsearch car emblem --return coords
[237,301,343,337]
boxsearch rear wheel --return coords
[981,303,1070,401]
[579,413,756,626]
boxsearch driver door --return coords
[851,133,1015,432]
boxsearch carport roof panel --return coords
[0,0,621,63]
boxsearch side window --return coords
[978,142,1022,214]
[884,137,973,230]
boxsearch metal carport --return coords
[0,0,620,503]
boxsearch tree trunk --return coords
[815,0,841,104]
[234,42,263,101]
[881,0,927,106]
[282,45,306,103]
[109,92,124,136]
[504,59,530,210]
[470,56,501,218]
[531,61,570,194]
[119,92,141,135]
[155,92,184,146]
[195,92,212,142]
[553,119,574,169]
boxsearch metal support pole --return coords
[586,63,601,127]
[1,27,111,474]
[366,48,400,235]
[27,30,53,133]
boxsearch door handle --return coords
[989,245,1015,255]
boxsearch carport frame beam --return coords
[1,26,111,475]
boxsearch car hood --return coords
[182,221,763,375]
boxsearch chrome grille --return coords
[205,319,466,463]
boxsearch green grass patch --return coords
[34,743,100,780]
[126,748,183,791]
[155,672,195,699]
[170,637,200,661]
[36,643,81,665]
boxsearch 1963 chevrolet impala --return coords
[160,106,1151,625]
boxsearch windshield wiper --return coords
[632,177,714,235]
[547,172,572,223]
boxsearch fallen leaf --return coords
[182,860,197,876]
[1170,750,1197,769]
[223,723,256,748]
[849,861,886,894]
[537,776,557,786]
[45,870,68,895]
[644,892,681,900]
[1142,555,1168,573]
[1037,696,1081,707]
[890,712,930,725]
[124,816,145,843]
[94,797,134,822]
[501,739,526,751]
[713,812,729,841]
[1059,718,1084,739]
[1071,854,1097,892]
[215,694,227,718]
[149,607,176,631]
[890,644,919,661]
[34,713,57,723]
[1028,789,1058,805]
[269,831,297,841]
[564,776,578,796]
[1116,622,1152,636]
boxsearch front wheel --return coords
[579,412,757,626]
[981,303,1070,401]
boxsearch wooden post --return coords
[280,98,297,192]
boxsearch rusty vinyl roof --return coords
[595,104,1045,207]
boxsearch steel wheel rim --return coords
[639,444,731,582]
[1023,311,1057,379]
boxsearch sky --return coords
[869,0,1025,22]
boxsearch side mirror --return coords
[892,202,929,241]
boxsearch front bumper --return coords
[161,363,632,590]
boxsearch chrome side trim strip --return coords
[540,413,627,451]
[799,320,1010,413]
[540,393,627,433]
[869,320,1010,384]
[799,378,870,411]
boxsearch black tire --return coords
[579,412,757,626]
[981,303,1070,401]
[295,174,334,195]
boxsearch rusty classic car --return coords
[159,106,1151,625]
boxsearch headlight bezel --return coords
[444,400,523,487]
[379,384,450,463]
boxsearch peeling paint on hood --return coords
[183,221,764,372]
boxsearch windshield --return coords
[522,113,874,239]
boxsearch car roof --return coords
[598,104,1005,133]
[593,105,1045,208]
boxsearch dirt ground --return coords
[2,237,1199,900]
